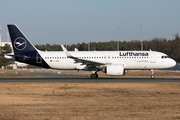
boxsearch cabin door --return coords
[150,53,156,63]
[36,53,42,63]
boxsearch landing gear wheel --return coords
[151,75,155,79]
[90,73,98,79]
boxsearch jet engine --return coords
[104,64,125,76]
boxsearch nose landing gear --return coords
[151,69,155,79]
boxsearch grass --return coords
[0,83,180,120]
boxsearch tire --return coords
[90,74,97,79]
[151,75,155,79]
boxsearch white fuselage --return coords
[38,50,176,70]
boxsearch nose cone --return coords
[170,59,176,67]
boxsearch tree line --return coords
[35,34,180,62]
[0,44,14,67]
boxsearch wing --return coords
[61,45,106,69]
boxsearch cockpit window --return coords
[161,56,169,59]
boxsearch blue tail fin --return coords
[7,24,50,68]
[8,24,37,53]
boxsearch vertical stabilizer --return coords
[7,24,37,54]
[7,24,50,68]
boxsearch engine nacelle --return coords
[104,64,125,76]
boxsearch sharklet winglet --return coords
[61,45,72,57]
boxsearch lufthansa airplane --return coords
[6,24,176,79]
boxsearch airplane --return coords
[6,24,176,79]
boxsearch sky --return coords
[0,0,180,45]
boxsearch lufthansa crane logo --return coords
[14,37,27,50]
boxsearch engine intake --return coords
[104,64,125,76]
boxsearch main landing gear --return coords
[151,69,155,79]
[90,72,98,79]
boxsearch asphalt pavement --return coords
[0,69,180,83]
